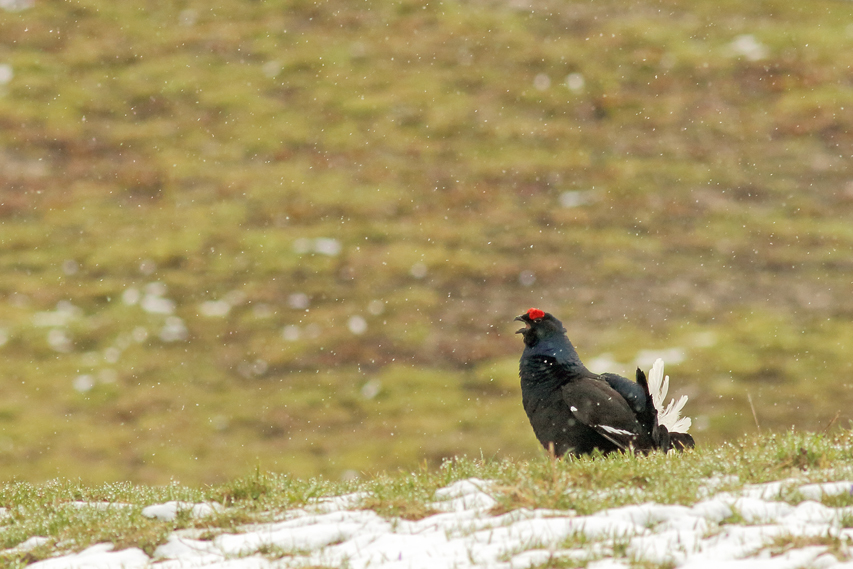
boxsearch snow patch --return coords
[141,501,222,522]
[18,478,853,569]
[29,543,149,569]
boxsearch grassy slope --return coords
[0,0,852,483]
[2,431,853,567]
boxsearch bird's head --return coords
[514,308,567,347]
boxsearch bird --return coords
[515,307,694,457]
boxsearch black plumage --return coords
[516,308,694,457]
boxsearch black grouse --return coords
[516,308,695,457]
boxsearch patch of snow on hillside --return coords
[24,479,853,569]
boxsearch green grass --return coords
[2,431,853,567]
[1,0,853,483]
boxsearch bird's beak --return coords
[514,315,528,334]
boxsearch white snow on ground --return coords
[22,478,853,568]
[141,501,223,522]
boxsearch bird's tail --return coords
[669,431,695,450]
[647,358,692,433]
[635,367,669,451]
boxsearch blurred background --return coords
[0,0,851,485]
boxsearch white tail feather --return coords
[648,358,691,433]
[647,359,667,409]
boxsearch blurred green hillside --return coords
[1,0,852,484]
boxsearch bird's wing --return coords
[600,372,647,414]
[561,379,653,451]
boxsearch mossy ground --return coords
[2,431,853,566]
[0,1,852,483]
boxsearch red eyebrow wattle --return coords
[527,308,545,320]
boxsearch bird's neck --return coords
[521,335,588,390]
[536,335,584,367]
